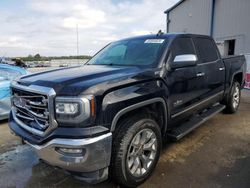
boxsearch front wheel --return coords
[224,81,241,113]
[111,115,162,187]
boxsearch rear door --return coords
[193,36,225,101]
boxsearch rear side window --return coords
[194,38,219,63]
[170,38,195,61]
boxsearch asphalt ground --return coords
[0,89,250,188]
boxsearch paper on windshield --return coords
[144,39,165,44]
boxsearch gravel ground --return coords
[0,90,249,188]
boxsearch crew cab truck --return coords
[9,33,246,187]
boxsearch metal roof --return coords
[164,0,185,14]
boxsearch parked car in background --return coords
[0,57,15,65]
[59,63,69,67]
[26,62,36,68]
[9,34,246,187]
[244,54,250,89]
[0,64,28,120]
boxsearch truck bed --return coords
[222,55,246,91]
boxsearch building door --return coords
[224,39,236,56]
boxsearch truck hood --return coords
[18,65,157,96]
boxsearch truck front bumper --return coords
[26,132,112,184]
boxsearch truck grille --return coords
[13,88,49,130]
[11,84,57,137]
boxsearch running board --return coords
[167,104,225,141]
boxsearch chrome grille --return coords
[12,88,50,132]
[11,82,57,137]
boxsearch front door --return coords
[165,37,203,119]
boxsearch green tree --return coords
[34,54,41,60]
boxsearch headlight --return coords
[56,103,79,115]
[55,96,93,124]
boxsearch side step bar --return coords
[167,104,225,141]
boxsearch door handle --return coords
[196,72,205,77]
[219,67,225,71]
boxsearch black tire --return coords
[111,114,162,187]
[224,81,241,113]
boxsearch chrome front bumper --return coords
[26,132,112,183]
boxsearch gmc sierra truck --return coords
[9,33,246,187]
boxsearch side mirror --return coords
[170,54,197,69]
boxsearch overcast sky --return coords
[0,0,178,57]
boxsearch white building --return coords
[164,0,250,57]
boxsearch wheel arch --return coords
[110,98,168,136]
[231,72,244,87]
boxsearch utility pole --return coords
[76,24,79,65]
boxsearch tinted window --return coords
[170,37,195,61]
[194,38,218,63]
[87,38,166,66]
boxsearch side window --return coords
[170,37,196,61]
[194,38,219,63]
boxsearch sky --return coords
[0,0,178,57]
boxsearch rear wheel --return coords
[111,115,162,187]
[224,81,241,113]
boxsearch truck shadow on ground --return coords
[25,162,117,188]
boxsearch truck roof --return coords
[117,33,212,42]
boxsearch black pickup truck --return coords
[9,33,246,187]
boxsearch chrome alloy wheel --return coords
[233,85,240,109]
[126,128,157,177]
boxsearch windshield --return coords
[87,38,166,66]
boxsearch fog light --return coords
[57,147,83,154]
